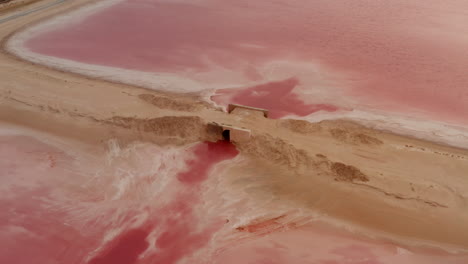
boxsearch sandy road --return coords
[0,0,69,24]
[1,0,468,252]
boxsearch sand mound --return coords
[278,119,322,134]
[104,115,220,144]
[279,119,383,146]
[138,94,207,112]
[237,131,370,183]
[330,162,369,182]
[329,128,383,145]
[237,133,310,170]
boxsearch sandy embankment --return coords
[1,0,468,262]
[3,85,468,255]
[0,0,41,14]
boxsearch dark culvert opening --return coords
[222,130,231,141]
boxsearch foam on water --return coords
[0,123,243,263]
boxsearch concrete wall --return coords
[225,127,251,143]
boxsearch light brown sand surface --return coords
[0,0,40,15]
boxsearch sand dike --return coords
[1,0,468,264]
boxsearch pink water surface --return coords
[211,77,339,119]
[0,136,238,264]
[2,133,468,263]
[27,0,468,122]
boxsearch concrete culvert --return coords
[209,122,251,143]
[222,130,231,141]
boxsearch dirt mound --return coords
[280,119,383,146]
[104,115,220,143]
[236,129,369,183]
[237,133,310,170]
[278,119,322,134]
[138,94,205,112]
[352,133,383,145]
[329,128,383,145]
[329,128,348,141]
[331,162,369,182]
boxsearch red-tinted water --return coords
[88,194,217,264]
[330,245,382,264]
[0,136,239,264]
[88,141,238,264]
[0,136,100,264]
[26,0,468,123]
[89,228,150,264]
[2,131,468,263]
[146,141,237,263]
[177,141,239,183]
[148,195,217,264]
[212,78,338,118]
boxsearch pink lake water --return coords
[211,77,339,119]
[1,130,468,263]
[0,133,238,264]
[10,0,468,262]
[25,0,468,123]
